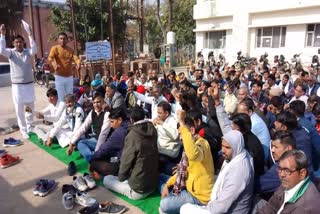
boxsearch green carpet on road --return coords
[28,132,161,214]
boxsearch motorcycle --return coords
[259,52,269,70]
[311,54,319,72]
[234,51,257,69]
[291,53,303,72]
[34,57,54,88]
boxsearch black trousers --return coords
[90,159,119,176]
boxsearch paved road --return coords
[0,84,143,214]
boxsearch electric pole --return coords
[139,0,144,53]
[109,0,116,75]
[70,0,78,55]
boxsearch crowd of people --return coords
[1,23,320,214]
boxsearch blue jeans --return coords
[160,190,203,214]
[76,137,97,162]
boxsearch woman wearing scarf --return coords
[159,114,215,214]
[180,130,254,214]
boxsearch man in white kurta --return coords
[0,24,37,139]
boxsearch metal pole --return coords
[36,5,43,57]
[109,0,116,75]
[28,0,36,58]
[121,0,125,62]
[100,0,103,40]
[139,0,144,53]
[70,0,78,55]
[28,0,35,33]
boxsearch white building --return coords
[193,0,320,65]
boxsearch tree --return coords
[49,0,124,51]
[161,0,196,49]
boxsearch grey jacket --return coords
[257,180,320,214]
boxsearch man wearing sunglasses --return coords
[258,150,320,213]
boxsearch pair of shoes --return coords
[75,191,97,207]
[33,179,57,197]
[0,154,20,168]
[68,161,77,176]
[72,174,96,191]
[62,184,78,195]
[0,149,7,157]
[3,138,23,147]
[99,201,127,214]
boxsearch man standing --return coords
[0,24,37,139]
[48,32,80,101]
[258,150,320,213]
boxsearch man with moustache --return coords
[258,150,320,213]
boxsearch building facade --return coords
[193,0,320,64]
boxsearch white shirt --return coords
[41,101,65,124]
[133,92,168,120]
[277,179,306,214]
[155,115,180,158]
[289,95,309,107]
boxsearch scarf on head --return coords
[210,130,253,200]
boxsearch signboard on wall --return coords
[85,41,112,61]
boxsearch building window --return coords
[256,26,286,48]
[306,24,320,47]
[205,31,226,49]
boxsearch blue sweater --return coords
[92,120,130,161]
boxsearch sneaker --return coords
[0,154,21,168]
[72,176,88,192]
[33,179,44,196]
[62,184,78,195]
[83,173,96,189]
[68,161,77,176]
[3,138,23,147]
[62,192,75,210]
[0,149,7,157]
[99,201,127,214]
[37,179,57,197]
[77,203,99,214]
[75,191,97,207]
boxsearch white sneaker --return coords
[72,176,88,192]
[83,173,96,189]
[75,191,97,207]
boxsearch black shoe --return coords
[77,203,99,214]
[68,161,76,176]
[99,201,127,214]
[62,184,78,195]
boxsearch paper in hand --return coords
[21,20,31,35]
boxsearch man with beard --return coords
[46,94,84,148]
[180,130,254,214]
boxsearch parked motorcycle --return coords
[291,53,303,72]
[34,57,54,88]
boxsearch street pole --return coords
[28,0,36,58]
[139,0,144,53]
[109,0,116,75]
[121,0,125,63]
[100,0,103,40]
[70,0,78,55]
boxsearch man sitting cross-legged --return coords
[180,130,254,214]
[33,88,65,141]
[46,94,84,148]
[89,107,130,176]
[103,107,159,200]
[159,111,215,214]
[66,92,111,162]
[257,150,320,213]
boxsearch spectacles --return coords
[277,166,300,175]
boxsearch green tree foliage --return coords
[50,0,123,50]
[161,0,196,49]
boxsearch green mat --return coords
[28,132,161,214]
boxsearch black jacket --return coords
[118,120,159,194]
